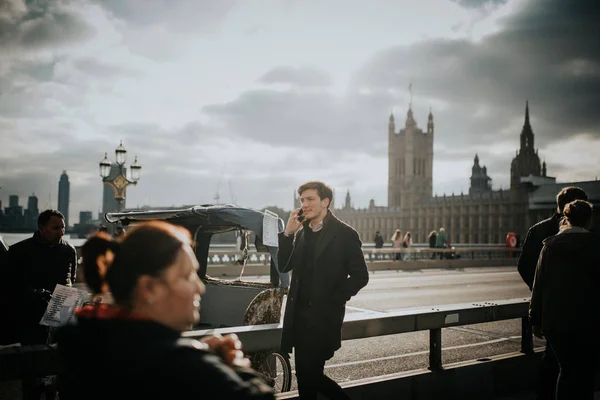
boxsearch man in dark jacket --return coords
[7,209,77,345]
[373,231,384,249]
[517,186,588,400]
[278,181,369,400]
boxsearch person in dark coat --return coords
[518,186,588,400]
[373,231,384,249]
[6,209,77,345]
[529,199,600,400]
[56,221,274,400]
[278,181,369,400]
[428,230,437,260]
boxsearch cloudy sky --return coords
[1,0,599,226]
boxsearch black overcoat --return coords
[277,211,369,358]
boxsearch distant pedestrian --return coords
[374,231,384,249]
[519,186,588,400]
[402,232,413,260]
[428,230,437,260]
[56,221,274,399]
[391,229,403,261]
[435,228,449,260]
[529,199,600,400]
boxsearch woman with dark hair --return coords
[402,232,413,261]
[529,200,600,400]
[56,221,274,400]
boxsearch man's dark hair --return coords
[297,181,334,209]
[556,186,588,213]
[38,209,65,227]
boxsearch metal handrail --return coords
[183,297,533,369]
[0,298,533,383]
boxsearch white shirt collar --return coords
[309,220,324,232]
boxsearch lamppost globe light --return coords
[115,140,127,166]
[99,152,112,178]
[130,155,142,183]
[101,141,141,213]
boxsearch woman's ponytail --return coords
[80,232,119,295]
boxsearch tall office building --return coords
[102,163,126,214]
[26,194,39,230]
[58,171,70,228]
[79,211,93,225]
[4,195,24,229]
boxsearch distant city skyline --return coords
[1,0,599,226]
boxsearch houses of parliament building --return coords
[296,102,600,245]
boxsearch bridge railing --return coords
[73,244,520,266]
[198,246,521,265]
[183,297,533,371]
[0,298,533,386]
[362,246,521,262]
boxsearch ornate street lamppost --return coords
[99,141,142,212]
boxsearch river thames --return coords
[1,232,86,247]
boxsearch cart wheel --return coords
[259,351,292,393]
[244,288,292,392]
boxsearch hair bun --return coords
[562,199,593,229]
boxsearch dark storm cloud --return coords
[203,0,600,165]
[203,87,394,152]
[355,0,600,147]
[259,66,333,87]
[0,0,94,53]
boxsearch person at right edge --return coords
[517,185,588,400]
[529,199,600,400]
[278,181,369,400]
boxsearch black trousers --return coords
[545,331,599,400]
[294,345,350,400]
[534,341,559,400]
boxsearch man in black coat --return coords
[6,209,77,345]
[373,231,384,249]
[278,181,369,400]
[517,186,588,400]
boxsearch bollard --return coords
[429,328,443,371]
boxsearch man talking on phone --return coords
[278,181,369,399]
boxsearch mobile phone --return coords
[297,209,305,223]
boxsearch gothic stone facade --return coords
[318,102,553,245]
